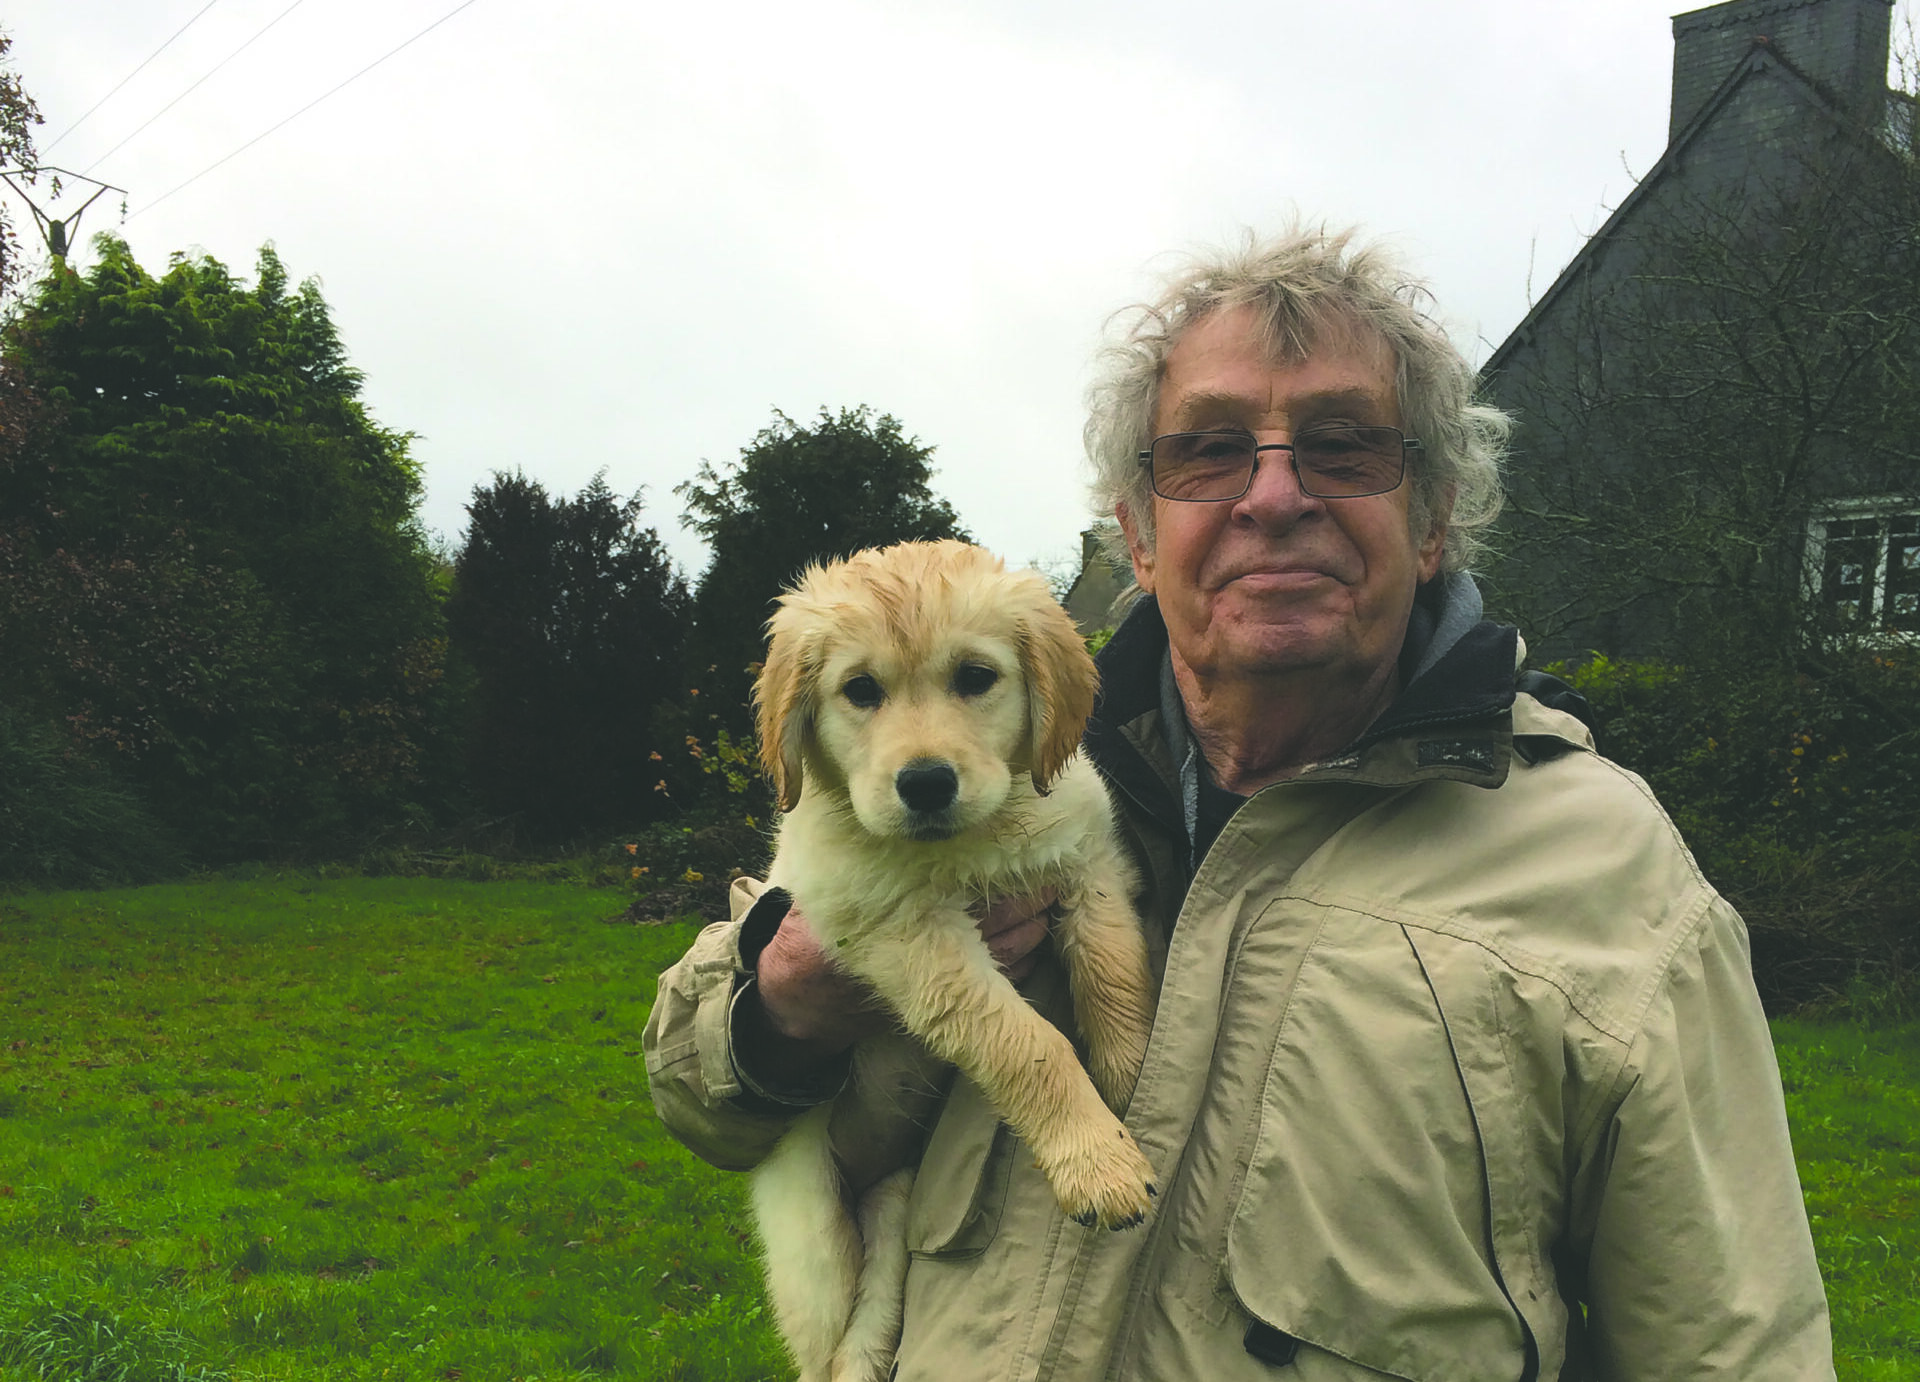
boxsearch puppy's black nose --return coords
[895,760,958,814]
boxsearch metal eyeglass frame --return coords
[1138,427,1422,501]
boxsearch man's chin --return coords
[1190,627,1346,679]
[1215,599,1345,652]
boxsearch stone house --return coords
[1063,524,1133,637]
[1482,0,1918,661]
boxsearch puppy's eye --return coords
[842,674,883,708]
[952,662,1000,698]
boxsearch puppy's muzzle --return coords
[895,758,959,828]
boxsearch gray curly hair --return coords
[1085,226,1509,574]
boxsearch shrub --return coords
[0,704,183,889]
[1553,646,1919,1011]
[447,471,690,840]
[615,727,773,923]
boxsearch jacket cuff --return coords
[728,976,853,1112]
[726,886,853,1113]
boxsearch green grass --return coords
[0,878,1913,1379]
[1775,1015,1920,1379]
[0,877,788,1381]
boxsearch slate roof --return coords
[1484,30,1877,375]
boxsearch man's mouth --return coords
[1225,567,1337,590]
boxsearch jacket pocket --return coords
[1221,906,1533,1382]
[904,950,1086,1259]
[1400,924,1566,1379]
[905,1069,1013,1257]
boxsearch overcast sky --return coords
[6,0,1912,582]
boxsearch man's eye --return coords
[952,663,999,697]
[1192,434,1254,462]
[1297,424,1374,456]
[842,675,883,708]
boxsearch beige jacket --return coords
[643,604,1833,1381]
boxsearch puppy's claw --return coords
[1047,1124,1157,1232]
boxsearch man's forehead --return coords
[1158,307,1399,423]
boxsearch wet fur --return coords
[749,540,1158,1382]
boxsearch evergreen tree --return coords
[676,406,967,719]
[448,472,690,837]
[0,237,447,857]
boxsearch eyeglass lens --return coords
[1151,427,1405,500]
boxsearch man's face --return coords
[1117,305,1446,689]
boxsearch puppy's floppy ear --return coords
[1016,577,1100,795]
[753,593,821,813]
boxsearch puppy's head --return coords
[752,540,1099,838]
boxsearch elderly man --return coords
[644,228,1833,1379]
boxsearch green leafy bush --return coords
[1553,646,1919,1011]
[0,240,450,862]
[0,704,183,889]
[615,727,774,923]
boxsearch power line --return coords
[83,0,309,178]
[129,0,484,220]
[45,1,222,155]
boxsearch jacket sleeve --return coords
[1576,895,1834,1381]
[642,877,822,1171]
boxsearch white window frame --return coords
[1803,495,1920,637]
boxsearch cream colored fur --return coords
[748,540,1159,1382]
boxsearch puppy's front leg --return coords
[1053,851,1156,1114]
[851,915,1155,1231]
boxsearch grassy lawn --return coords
[1775,1015,1920,1380]
[0,876,1914,1380]
[0,876,787,1381]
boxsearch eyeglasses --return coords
[1139,426,1421,502]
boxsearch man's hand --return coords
[754,908,890,1051]
[977,889,1058,983]
[753,889,1063,1055]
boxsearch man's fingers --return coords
[987,922,1040,969]
[976,888,1059,976]
[756,904,887,1045]
[977,887,1060,937]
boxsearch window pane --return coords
[1885,515,1920,632]
[1824,519,1881,623]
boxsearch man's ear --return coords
[1115,502,1156,595]
[1417,488,1453,584]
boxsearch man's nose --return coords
[1235,444,1319,520]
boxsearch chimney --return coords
[1668,0,1894,142]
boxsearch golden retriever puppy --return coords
[748,540,1158,1382]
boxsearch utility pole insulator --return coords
[0,167,127,262]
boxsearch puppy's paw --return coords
[1045,1124,1157,1232]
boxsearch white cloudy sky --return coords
[5,0,1911,581]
